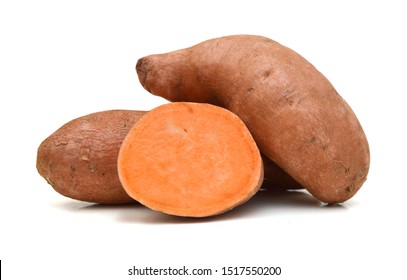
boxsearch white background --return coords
[1,0,406,279]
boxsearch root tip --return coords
[136,57,148,86]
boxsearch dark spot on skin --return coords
[334,160,350,175]
[280,84,296,98]
[70,165,76,180]
[262,70,271,79]
[174,76,185,93]
[263,37,274,43]
[278,84,297,106]
[55,141,68,146]
[310,136,329,151]
[345,185,354,193]
[183,128,188,133]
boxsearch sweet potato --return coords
[117,102,263,217]
[261,155,303,190]
[136,34,370,204]
[37,110,145,204]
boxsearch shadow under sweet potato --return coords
[52,189,345,224]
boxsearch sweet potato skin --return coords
[36,110,145,204]
[136,35,370,203]
[261,155,303,190]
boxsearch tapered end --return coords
[136,57,148,87]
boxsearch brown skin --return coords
[136,35,370,204]
[261,155,303,190]
[36,110,145,204]
[117,102,263,217]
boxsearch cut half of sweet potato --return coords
[117,102,263,217]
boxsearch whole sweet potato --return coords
[36,110,145,204]
[136,35,370,203]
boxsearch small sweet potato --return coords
[36,110,145,204]
[117,102,263,217]
[136,34,370,203]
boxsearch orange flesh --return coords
[117,102,263,217]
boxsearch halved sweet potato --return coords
[117,102,263,217]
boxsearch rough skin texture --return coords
[136,35,370,203]
[36,110,145,204]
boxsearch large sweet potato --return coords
[136,35,370,203]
